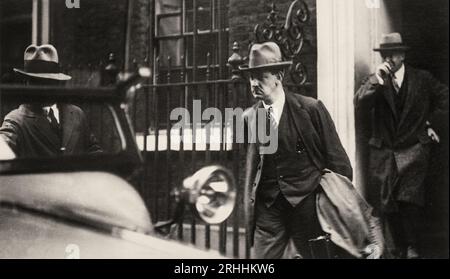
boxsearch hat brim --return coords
[239,61,292,71]
[13,68,72,81]
[373,46,410,52]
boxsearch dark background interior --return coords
[401,0,449,258]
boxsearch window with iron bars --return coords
[154,0,230,82]
[140,0,232,152]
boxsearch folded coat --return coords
[317,170,384,258]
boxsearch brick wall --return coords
[51,0,151,86]
[50,0,318,89]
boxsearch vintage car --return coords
[0,68,236,259]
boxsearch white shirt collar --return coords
[262,91,285,125]
[43,104,60,124]
[394,63,405,88]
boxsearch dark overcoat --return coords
[0,103,102,158]
[243,91,353,245]
[354,65,448,211]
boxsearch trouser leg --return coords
[398,201,422,257]
[384,211,405,258]
[385,202,422,258]
[254,194,289,259]
[289,193,325,259]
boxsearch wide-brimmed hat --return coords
[373,32,410,52]
[239,42,292,71]
[13,44,71,81]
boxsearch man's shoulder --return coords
[61,104,84,115]
[288,91,322,110]
[3,108,24,123]
[406,65,433,79]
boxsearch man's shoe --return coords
[406,246,420,259]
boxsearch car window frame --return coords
[0,83,143,177]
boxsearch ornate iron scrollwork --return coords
[253,1,310,85]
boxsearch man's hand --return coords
[427,127,440,143]
[375,61,393,85]
[0,135,16,160]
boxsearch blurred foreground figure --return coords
[0,44,101,158]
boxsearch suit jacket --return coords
[0,103,102,158]
[243,91,353,245]
[354,65,448,209]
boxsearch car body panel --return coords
[0,171,152,233]
[0,208,224,259]
[0,171,225,259]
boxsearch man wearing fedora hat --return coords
[0,44,102,158]
[241,42,355,258]
[355,33,448,258]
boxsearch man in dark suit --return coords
[0,44,101,158]
[355,33,448,258]
[240,42,353,259]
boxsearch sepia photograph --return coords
[0,0,448,263]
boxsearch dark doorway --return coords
[401,0,449,258]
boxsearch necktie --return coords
[391,75,400,93]
[48,108,62,140]
[266,106,278,134]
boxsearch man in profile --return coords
[241,42,360,259]
[0,44,101,158]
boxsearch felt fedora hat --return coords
[13,44,71,81]
[239,42,292,71]
[373,32,410,52]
